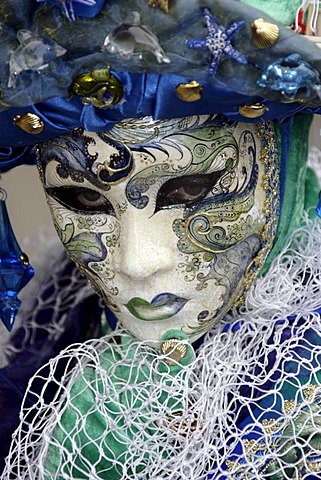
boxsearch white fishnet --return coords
[3,216,321,480]
[0,227,94,369]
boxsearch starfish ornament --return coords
[147,0,170,14]
[187,8,248,77]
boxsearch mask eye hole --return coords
[155,171,224,211]
[46,186,116,216]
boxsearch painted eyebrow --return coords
[42,160,113,193]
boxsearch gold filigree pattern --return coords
[242,123,280,292]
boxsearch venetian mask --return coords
[37,115,279,344]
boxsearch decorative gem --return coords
[13,113,45,134]
[0,188,34,331]
[238,103,267,118]
[161,338,188,365]
[96,135,133,183]
[176,81,203,102]
[101,11,170,64]
[316,191,321,218]
[37,0,97,22]
[186,8,248,77]
[257,53,321,103]
[8,30,66,89]
[147,0,170,14]
[69,69,124,108]
[251,18,279,49]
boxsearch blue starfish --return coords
[187,8,248,77]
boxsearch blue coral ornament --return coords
[257,54,321,103]
[0,188,34,331]
[186,8,248,77]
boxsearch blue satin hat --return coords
[0,0,321,171]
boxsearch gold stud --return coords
[251,18,279,49]
[148,0,170,13]
[176,81,203,102]
[239,102,267,119]
[19,253,30,266]
[13,113,45,134]
[161,338,188,365]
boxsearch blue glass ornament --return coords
[0,188,34,331]
[186,8,248,77]
[316,191,321,218]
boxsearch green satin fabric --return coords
[262,115,318,273]
[241,0,302,25]
[45,333,193,479]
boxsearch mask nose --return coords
[114,210,175,280]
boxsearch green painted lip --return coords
[125,293,188,321]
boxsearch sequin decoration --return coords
[257,53,321,103]
[37,0,96,22]
[9,30,67,89]
[102,12,170,64]
[0,188,34,331]
[186,8,248,77]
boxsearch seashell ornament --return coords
[13,113,45,134]
[239,103,267,118]
[251,18,279,49]
[161,339,188,365]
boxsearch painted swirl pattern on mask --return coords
[126,129,239,209]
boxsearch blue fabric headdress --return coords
[0,0,321,329]
[0,0,320,170]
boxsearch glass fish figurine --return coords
[102,12,170,64]
[9,30,66,88]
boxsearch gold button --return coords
[176,81,203,102]
[19,253,30,266]
[13,113,44,134]
[239,103,267,118]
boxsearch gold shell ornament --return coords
[176,81,203,102]
[161,338,188,365]
[69,68,124,109]
[239,102,267,118]
[251,18,279,49]
[148,0,170,14]
[13,113,44,134]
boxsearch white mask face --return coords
[38,116,279,344]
